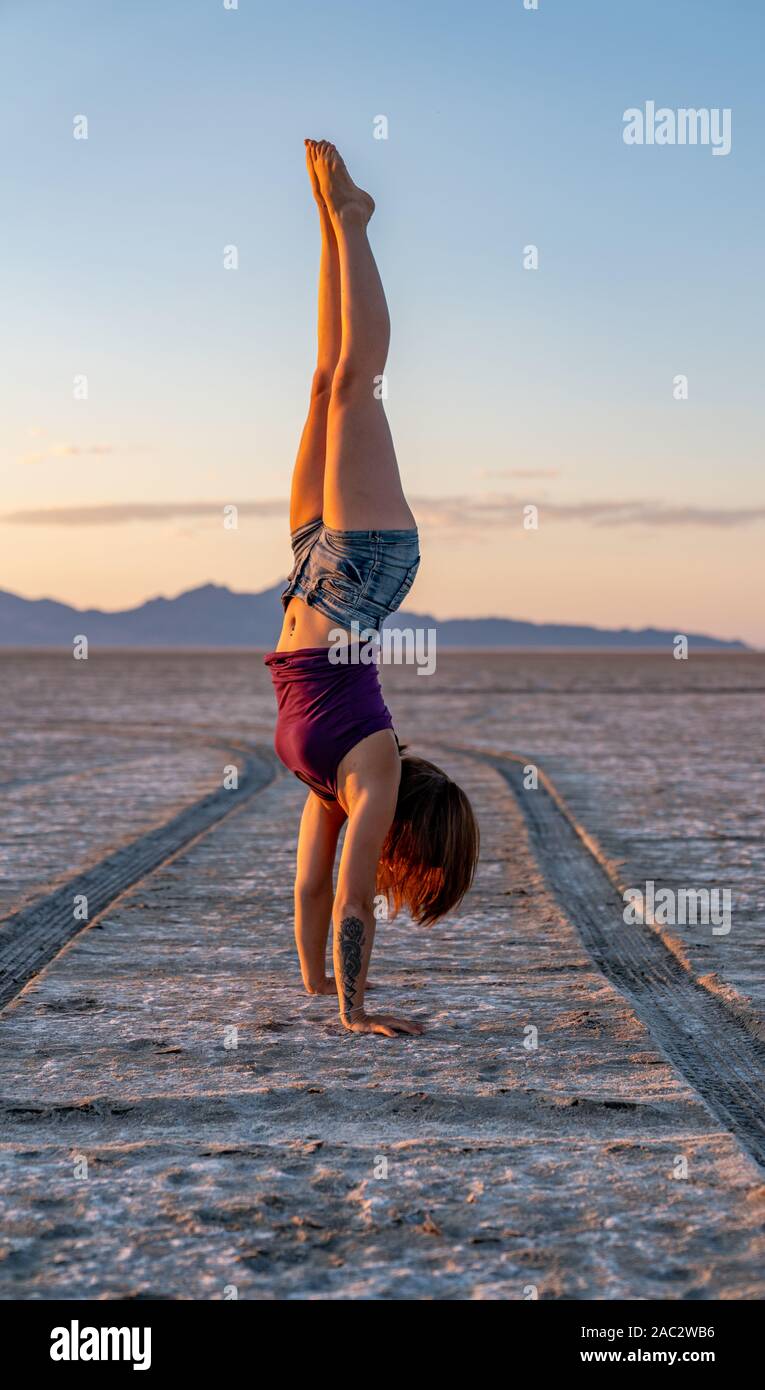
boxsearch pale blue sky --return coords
[1,0,762,641]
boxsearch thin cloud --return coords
[19,441,151,465]
[2,494,764,530]
[480,468,560,480]
[412,494,765,529]
[1,499,286,526]
[20,443,116,465]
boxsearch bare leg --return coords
[312,143,416,531]
[288,142,343,532]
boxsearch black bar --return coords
[3,1297,760,1376]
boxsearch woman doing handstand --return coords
[265,141,479,1038]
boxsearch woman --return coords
[265,140,479,1038]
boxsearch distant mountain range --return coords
[0,582,749,650]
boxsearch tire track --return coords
[450,747,765,1171]
[0,753,153,794]
[0,742,280,1011]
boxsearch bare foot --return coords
[306,139,374,226]
[304,140,325,209]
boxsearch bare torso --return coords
[276,594,342,652]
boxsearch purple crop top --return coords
[264,646,395,801]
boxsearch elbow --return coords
[295,877,332,907]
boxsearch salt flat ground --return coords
[0,652,763,1299]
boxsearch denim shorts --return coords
[281,518,421,631]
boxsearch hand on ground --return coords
[344,1012,424,1038]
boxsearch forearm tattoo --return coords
[339,915,365,1022]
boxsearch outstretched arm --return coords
[332,737,423,1037]
[294,792,346,994]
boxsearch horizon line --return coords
[0,579,752,649]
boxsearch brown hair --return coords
[377,750,480,926]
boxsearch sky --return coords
[1,0,763,643]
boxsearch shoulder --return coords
[338,729,401,810]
